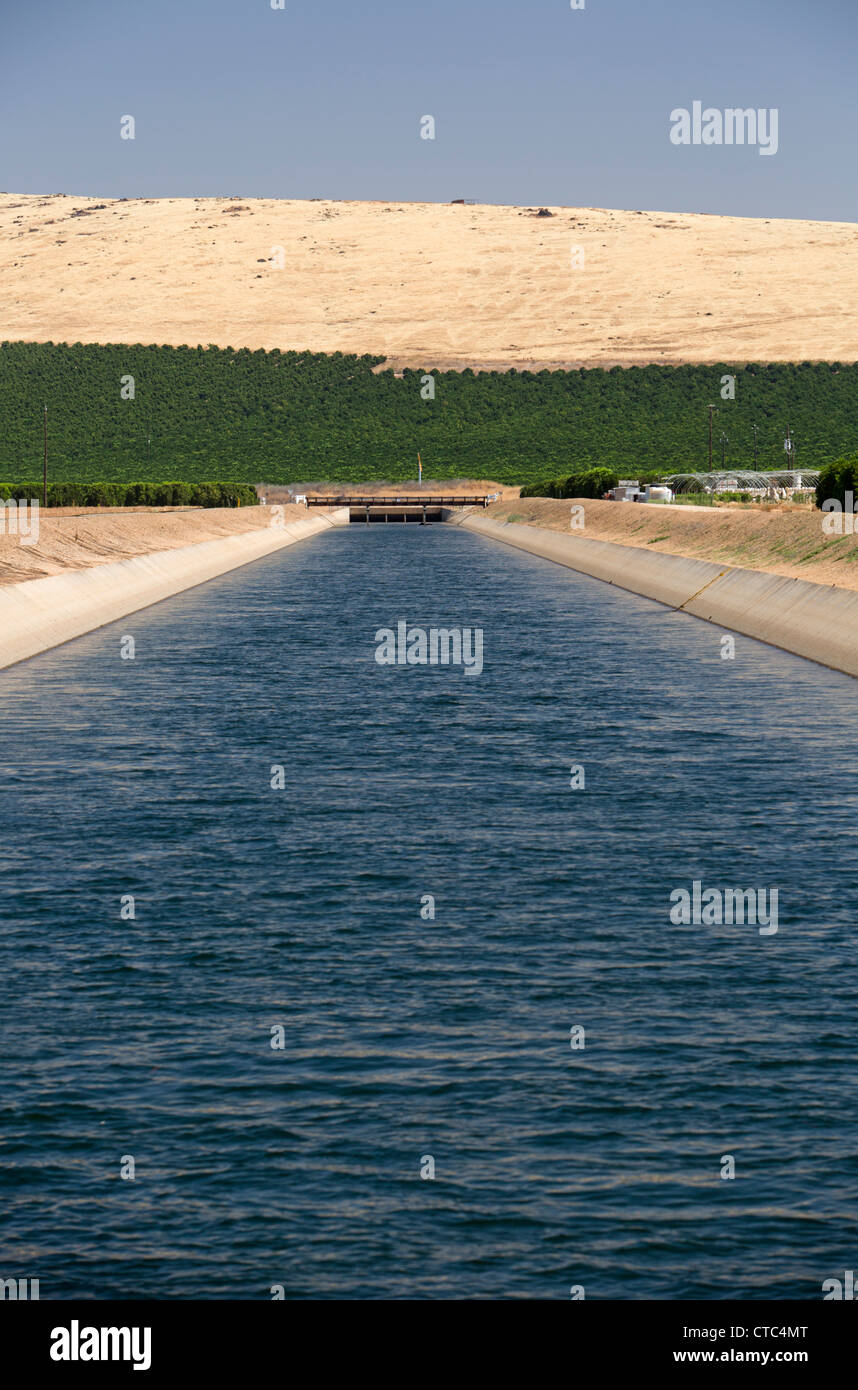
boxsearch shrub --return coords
[521,468,620,499]
[816,454,858,509]
[566,467,619,498]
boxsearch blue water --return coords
[1,525,857,1300]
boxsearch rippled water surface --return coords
[2,525,857,1299]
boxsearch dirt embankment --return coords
[485,497,858,590]
[3,193,857,367]
[265,478,517,500]
[0,504,308,585]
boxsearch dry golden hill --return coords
[2,193,857,368]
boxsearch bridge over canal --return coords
[304,495,492,524]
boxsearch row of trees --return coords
[0,480,258,507]
[2,343,857,486]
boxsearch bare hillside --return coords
[2,194,856,368]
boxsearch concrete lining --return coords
[451,510,858,678]
[0,510,345,671]
[6,500,855,679]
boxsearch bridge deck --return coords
[305,496,490,507]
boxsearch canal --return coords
[1,524,856,1298]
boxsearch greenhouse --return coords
[663,469,819,496]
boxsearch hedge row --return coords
[0,480,259,507]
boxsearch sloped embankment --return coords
[450,507,858,678]
[0,507,345,670]
[482,497,858,591]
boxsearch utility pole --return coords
[752,423,758,468]
[783,425,794,501]
[708,404,717,472]
[43,404,48,508]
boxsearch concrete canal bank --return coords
[0,510,346,670]
[450,510,858,679]
[5,496,858,680]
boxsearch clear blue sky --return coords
[2,0,856,220]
